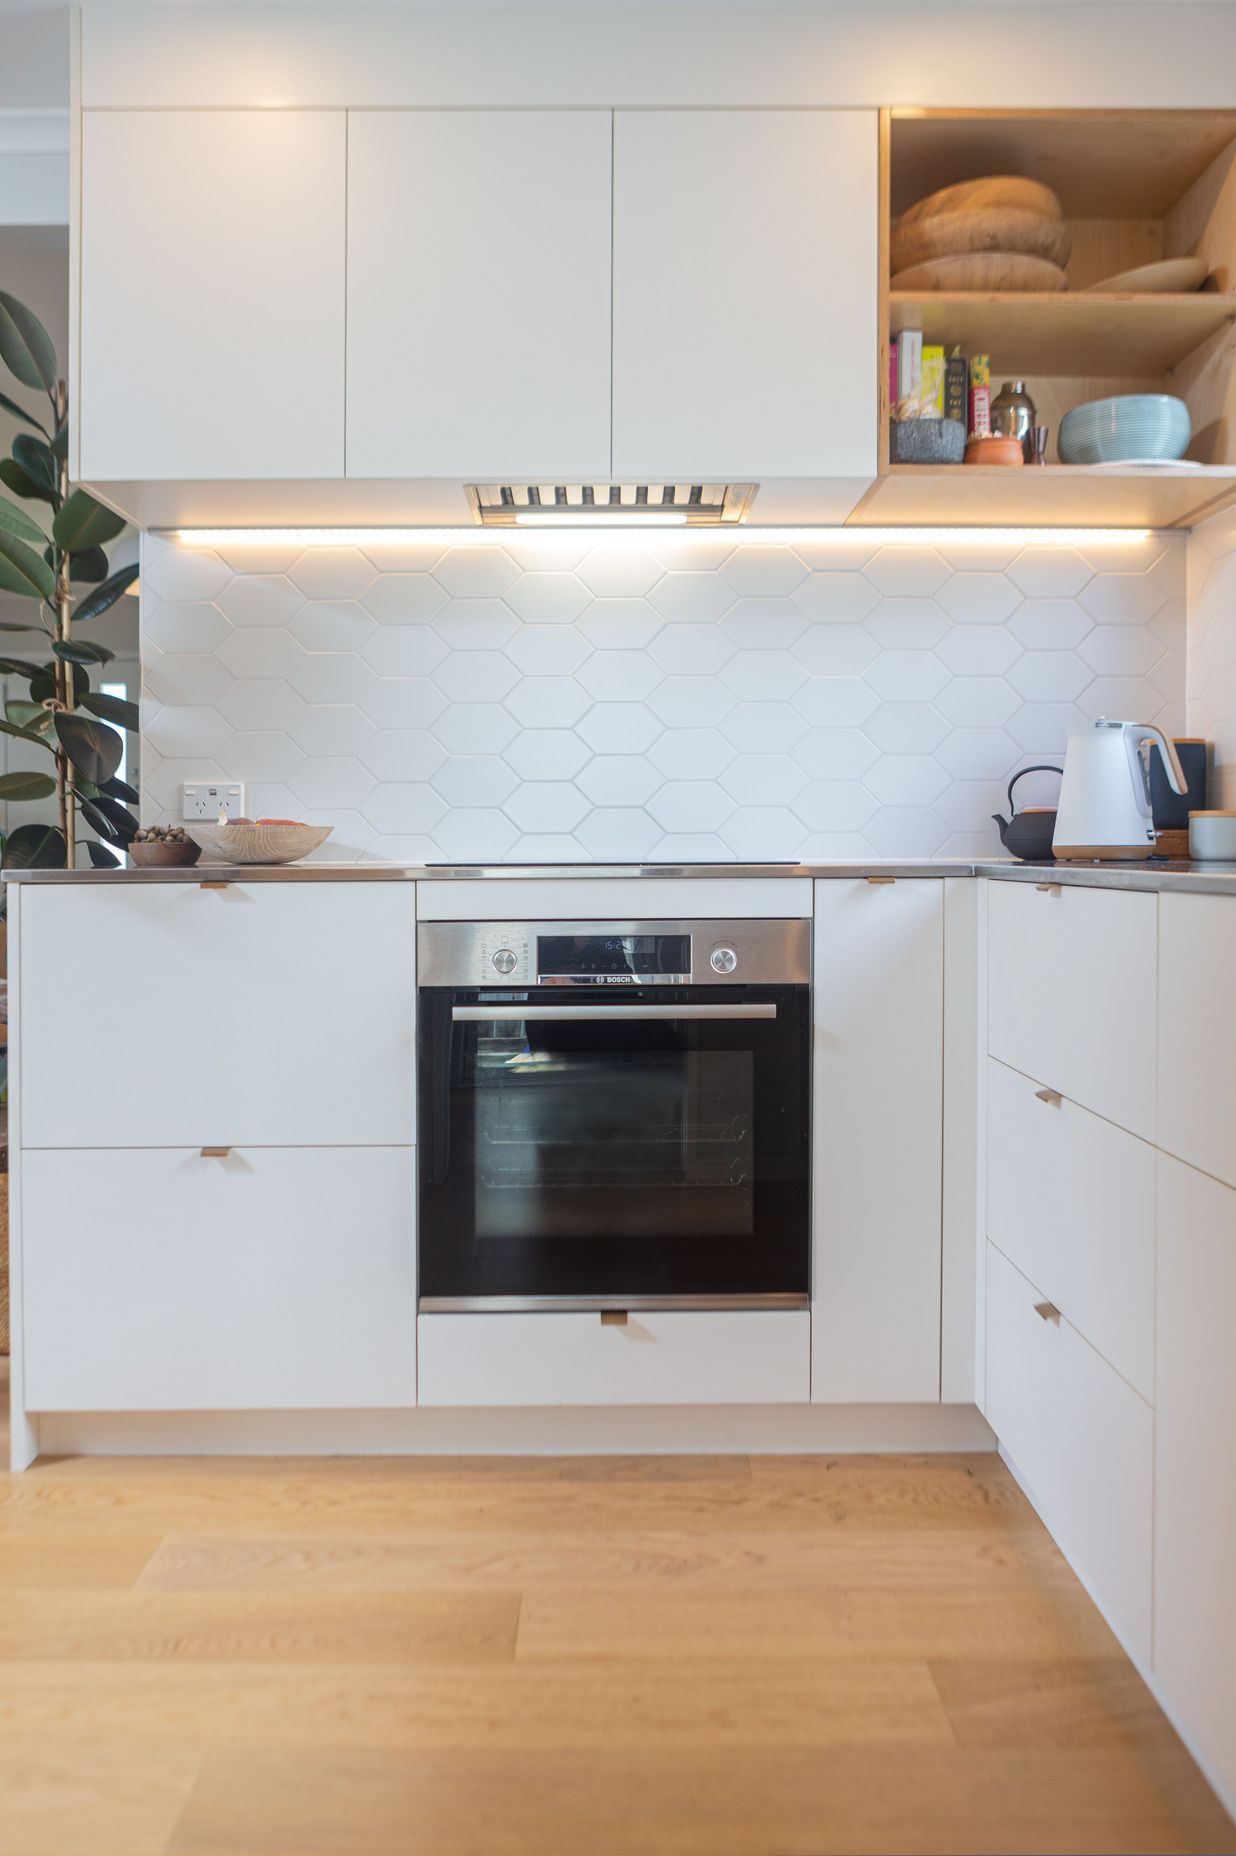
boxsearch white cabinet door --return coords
[1159,893,1236,1191]
[812,879,942,1403]
[347,112,612,480]
[987,879,1158,1141]
[986,1058,1155,1400]
[1155,1155,1236,1806]
[80,112,345,480]
[986,1243,1152,1664]
[22,1146,416,1411]
[418,1310,809,1408]
[612,111,878,481]
[19,882,416,1148]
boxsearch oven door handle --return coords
[450,1003,778,1022]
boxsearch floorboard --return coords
[1,1360,1232,1856]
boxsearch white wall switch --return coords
[182,781,246,822]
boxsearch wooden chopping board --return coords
[891,252,1070,293]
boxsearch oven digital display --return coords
[536,933,691,983]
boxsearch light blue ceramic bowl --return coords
[1058,394,1191,465]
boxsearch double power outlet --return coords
[181,782,247,822]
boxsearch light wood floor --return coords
[1,1362,1232,1856]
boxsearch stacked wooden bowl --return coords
[891,176,1070,292]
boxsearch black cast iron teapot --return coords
[992,764,1063,863]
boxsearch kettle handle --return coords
[1132,725,1188,797]
[1007,764,1063,810]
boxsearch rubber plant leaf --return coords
[2,822,66,869]
[12,433,57,496]
[0,531,55,601]
[0,292,58,395]
[73,562,137,623]
[80,690,138,730]
[0,492,48,547]
[52,489,126,553]
[54,710,122,785]
[0,770,56,801]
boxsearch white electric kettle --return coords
[1053,719,1188,861]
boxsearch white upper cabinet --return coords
[79,112,346,481]
[346,111,613,481]
[611,110,878,482]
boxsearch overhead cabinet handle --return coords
[451,1003,777,1023]
[1034,1088,1062,1106]
[199,1146,232,1158]
[1034,1301,1062,1323]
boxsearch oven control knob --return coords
[710,945,738,975]
[490,947,518,976]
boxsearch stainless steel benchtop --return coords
[7,858,1236,894]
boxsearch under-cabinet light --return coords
[172,525,1155,548]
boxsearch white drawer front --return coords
[987,879,1157,1141]
[985,1243,1152,1664]
[417,1310,810,1408]
[1155,1155,1236,1807]
[22,1147,417,1411]
[986,1058,1154,1400]
[19,882,416,1148]
[1158,892,1236,1192]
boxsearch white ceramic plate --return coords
[1087,458,1203,472]
[1082,257,1208,294]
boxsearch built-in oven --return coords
[417,919,810,1310]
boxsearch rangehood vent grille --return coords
[466,483,758,526]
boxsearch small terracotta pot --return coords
[964,434,1025,467]
[129,839,201,867]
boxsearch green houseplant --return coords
[0,290,139,870]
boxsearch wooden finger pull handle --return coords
[200,1146,232,1158]
[199,880,230,891]
[1034,1301,1061,1323]
[600,1310,629,1327]
[1035,883,1062,895]
[1034,1088,1062,1106]
[866,875,897,885]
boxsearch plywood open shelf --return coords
[872,109,1236,528]
[888,291,1236,379]
[852,464,1236,530]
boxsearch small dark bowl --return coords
[129,838,201,867]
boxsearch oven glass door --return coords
[418,983,809,1303]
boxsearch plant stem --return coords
[54,378,74,866]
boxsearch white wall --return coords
[1187,505,1236,806]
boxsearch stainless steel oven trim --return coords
[418,917,811,989]
[450,1002,777,1022]
[418,1293,810,1313]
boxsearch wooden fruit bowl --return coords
[187,821,333,865]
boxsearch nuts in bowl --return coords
[129,826,201,868]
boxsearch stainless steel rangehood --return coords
[466,482,758,526]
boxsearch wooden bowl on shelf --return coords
[964,435,1025,467]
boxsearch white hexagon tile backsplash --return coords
[139,531,1187,862]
